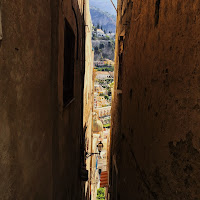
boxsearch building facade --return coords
[110,0,200,199]
[83,0,94,198]
[96,71,114,80]
[0,0,92,199]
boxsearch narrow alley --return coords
[0,0,200,200]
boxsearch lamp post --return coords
[86,141,104,158]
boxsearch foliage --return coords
[93,26,97,31]
[96,66,114,72]
[92,35,97,40]
[99,43,105,49]
[106,81,114,96]
[109,82,114,88]
[107,89,111,96]
[97,188,105,200]
[103,35,110,40]
[105,79,113,84]
[102,53,109,58]
[97,79,105,85]
[103,123,111,128]
[94,46,99,51]
[104,95,109,100]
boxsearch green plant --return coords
[96,64,114,72]
[105,35,110,40]
[94,46,99,51]
[99,43,105,49]
[97,188,105,200]
[103,123,111,128]
[104,95,109,100]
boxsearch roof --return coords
[109,72,114,77]
[97,29,104,32]
[96,71,111,75]
[95,106,111,111]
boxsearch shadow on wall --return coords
[0,0,86,199]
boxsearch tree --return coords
[108,88,112,96]
[99,43,105,49]
[97,188,105,200]
[97,23,100,29]
[94,46,99,51]
[104,95,109,100]
[105,35,110,40]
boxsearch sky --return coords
[90,0,117,16]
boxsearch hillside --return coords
[89,0,117,16]
[92,40,115,61]
[90,6,116,33]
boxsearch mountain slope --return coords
[89,0,117,16]
[92,40,115,61]
[90,6,116,33]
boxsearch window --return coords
[63,19,75,106]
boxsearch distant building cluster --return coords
[89,53,114,198]
[92,27,115,40]
[95,71,114,80]
[94,59,114,67]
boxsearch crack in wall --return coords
[155,0,161,27]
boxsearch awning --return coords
[100,171,108,188]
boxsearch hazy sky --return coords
[90,0,117,16]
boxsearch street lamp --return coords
[86,141,104,158]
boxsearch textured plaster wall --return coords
[110,0,200,199]
[55,0,85,199]
[83,0,94,197]
[0,0,86,199]
[0,0,55,199]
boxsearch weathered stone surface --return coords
[0,3,2,40]
[0,0,87,199]
[110,0,200,199]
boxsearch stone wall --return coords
[83,0,94,197]
[110,0,200,199]
[0,0,87,199]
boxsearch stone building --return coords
[91,113,104,200]
[83,0,94,198]
[0,0,92,199]
[109,0,200,199]
[96,71,113,80]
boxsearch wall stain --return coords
[168,132,200,198]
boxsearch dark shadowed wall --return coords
[0,0,87,199]
[110,0,200,199]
